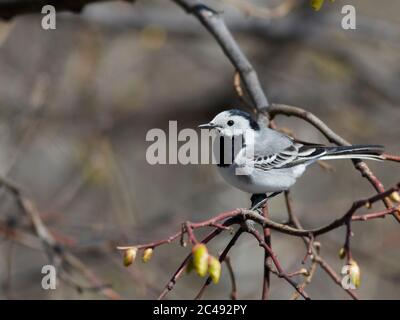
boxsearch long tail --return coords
[320,145,384,161]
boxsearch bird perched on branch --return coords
[199,109,384,208]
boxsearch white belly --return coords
[217,164,306,194]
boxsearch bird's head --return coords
[198,109,260,137]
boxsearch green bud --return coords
[192,244,209,277]
[142,248,153,263]
[123,248,137,267]
[208,256,222,284]
[339,247,346,260]
[310,0,324,11]
[349,259,361,288]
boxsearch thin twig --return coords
[261,203,271,300]
[157,217,238,300]
[244,226,310,300]
[382,153,400,163]
[0,176,121,299]
[284,190,359,300]
[225,256,238,300]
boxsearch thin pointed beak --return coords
[198,123,216,129]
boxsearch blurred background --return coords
[0,0,399,299]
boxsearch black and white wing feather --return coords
[253,139,383,172]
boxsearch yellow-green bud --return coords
[310,0,324,11]
[208,256,222,284]
[339,247,346,260]
[123,248,137,267]
[349,259,361,288]
[192,244,209,277]
[300,268,310,277]
[390,191,400,203]
[142,248,153,263]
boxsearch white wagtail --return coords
[199,109,384,208]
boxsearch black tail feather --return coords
[320,145,384,161]
[327,145,384,156]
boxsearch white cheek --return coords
[220,128,234,137]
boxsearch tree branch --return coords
[173,0,269,110]
[0,0,116,20]
[284,191,358,300]
[261,204,271,300]
[268,103,400,223]
[0,175,121,299]
[224,256,238,300]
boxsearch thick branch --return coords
[120,183,399,257]
[173,0,269,110]
[0,0,114,19]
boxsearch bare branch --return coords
[268,103,400,222]
[0,175,121,299]
[224,256,238,300]
[261,204,271,300]
[284,191,359,300]
[0,0,118,20]
[173,0,269,110]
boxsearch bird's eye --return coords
[227,120,234,126]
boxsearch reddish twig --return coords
[352,206,400,221]
[157,217,238,300]
[315,256,358,300]
[225,256,238,300]
[118,210,241,251]
[382,153,400,163]
[284,190,359,300]
[261,203,271,300]
[244,226,309,300]
[122,184,400,256]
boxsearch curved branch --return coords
[268,103,400,222]
[173,0,269,110]
[244,184,399,236]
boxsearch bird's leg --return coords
[244,194,267,231]
[246,192,282,232]
[250,192,282,211]
[251,193,267,210]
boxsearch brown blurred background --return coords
[0,0,399,299]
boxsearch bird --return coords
[198,109,384,208]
